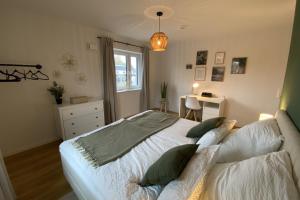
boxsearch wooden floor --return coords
[4,140,72,200]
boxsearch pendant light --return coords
[150,11,168,51]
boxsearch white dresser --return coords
[55,99,105,140]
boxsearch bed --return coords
[60,111,199,200]
[59,110,300,200]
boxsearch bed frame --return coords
[61,154,95,200]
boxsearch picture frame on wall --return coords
[231,57,247,74]
[215,52,226,64]
[186,64,193,69]
[196,50,208,65]
[211,66,225,82]
[195,67,206,81]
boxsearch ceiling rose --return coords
[144,5,174,19]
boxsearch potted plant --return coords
[47,81,64,104]
[161,82,168,101]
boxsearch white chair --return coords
[185,96,202,121]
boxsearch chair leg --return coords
[193,111,198,122]
[185,109,192,119]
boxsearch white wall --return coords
[0,5,293,156]
[0,7,144,156]
[155,27,293,126]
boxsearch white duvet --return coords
[60,112,206,200]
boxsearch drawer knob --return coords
[94,107,98,110]
[72,132,76,135]
[96,125,99,128]
[96,116,98,119]
[70,113,73,115]
[72,122,75,125]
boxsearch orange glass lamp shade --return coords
[150,32,168,51]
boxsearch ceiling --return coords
[2,0,296,42]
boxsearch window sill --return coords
[117,88,142,93]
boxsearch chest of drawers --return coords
[55,99,105,140]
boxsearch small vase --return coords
[56,97,63,104]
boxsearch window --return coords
[114,49,142,91]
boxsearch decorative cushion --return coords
[197,120,237,148]
[195,151,300,200]
[157,145,220,200]
[217,119,283,163]
[186,117,225,138]
[140,144,198,186]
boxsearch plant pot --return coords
[160,98,167,103]
[55,97,63,104]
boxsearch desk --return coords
[179,95,225,121]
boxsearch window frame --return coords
[114,49,142,92]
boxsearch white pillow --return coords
[217,119,283,163]
[194,150,300,200]
[157,145,220,200]
[197,120,237,148]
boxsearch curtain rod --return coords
[97,36,144,49]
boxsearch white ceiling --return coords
[2,0,296,42]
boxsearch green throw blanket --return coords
[74,111,179,167]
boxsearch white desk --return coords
[179,95,225,121]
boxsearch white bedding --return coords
[197,150,300,200]
[59,111,199,200]
[216,119,283,163]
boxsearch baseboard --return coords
[3,136,61,157]
[150,107,179,115]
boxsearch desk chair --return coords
[185,96,202,121]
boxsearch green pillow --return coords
[186,117,225,138]
[140,144,198,187]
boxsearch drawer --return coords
[63,112,104,128]
[203,106,220,116]
[61,102,103,120]
[64,120,105,140]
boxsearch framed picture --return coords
[196,50,208,65]
[215,52,226,64]
[195,67,206,81]
[186,64,193,69]
[211,66,225,82]
[231,57,247,74]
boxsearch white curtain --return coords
[0,150,15,200]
